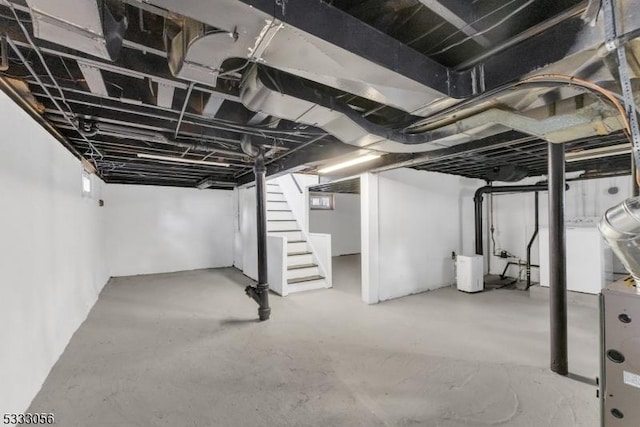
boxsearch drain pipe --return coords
[525,192,540,290]
[242,136,271,321]
[474,184,559,255]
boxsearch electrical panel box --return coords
[457,255,484,293]
[600,277,640,426]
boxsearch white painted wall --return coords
[310,193,361,255]
[487,175,632,281]
[238,185,258,280]
[0,90,109,417]
[362,169,484,303]
[105,185,235,277]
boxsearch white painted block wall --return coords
[0,90,110,416]
[105,185,235,277]
[310,193,361,256]
[487,175,632,281]
[362,169,484,303]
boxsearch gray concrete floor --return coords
[28,255,600,426]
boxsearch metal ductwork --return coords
[152,0,450,112]
[150,0,640,115]
[240,65,627,153]
[599,197,640,288]
[165,16,238,87]
[25,0,127,61]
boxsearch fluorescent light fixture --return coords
[318,154,381,174]
[197,178,236,190]
[137,153,230,167]
[565,144,631,163]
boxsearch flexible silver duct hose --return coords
[599,197,640,288]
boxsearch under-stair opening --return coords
[308,176,362,297]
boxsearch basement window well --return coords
[81,171,92,197]
[310,193,334,210]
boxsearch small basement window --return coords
[82,170,92,197]
[309,193,334,210]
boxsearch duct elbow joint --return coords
[599,197,640,288]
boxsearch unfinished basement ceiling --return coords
[310,177,361,194]
[0,0,637,187]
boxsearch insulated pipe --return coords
[526,192,540,290]
[548,142,568,375]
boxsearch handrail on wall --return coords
[290,174,303,194]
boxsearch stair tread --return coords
[288,251,312,256]
[288,240,306,243]
[267,219,297,222]
[267,200,287,203]
[267,192,283,194]
[288,275,324,285]
[270,229,302,233]
[268,209,292,212]
[288,263,318,270]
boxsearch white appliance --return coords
[539,225,613,294]
[457,255,484,293]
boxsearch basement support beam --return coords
[548,142,568,375]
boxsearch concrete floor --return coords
[28,255,600,426]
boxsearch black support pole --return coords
[244,153,271,321]
[548,142,568,375]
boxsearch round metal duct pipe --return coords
[599,197,640,288]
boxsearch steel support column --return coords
[244,153,271,321]
[548,142,568,375]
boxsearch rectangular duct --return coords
[78,62,108,96]
[156,83,175,109]
[25,0,126,61]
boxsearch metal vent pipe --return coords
[599,197,640,289]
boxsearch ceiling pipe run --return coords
[473,184,569,256]
[79,122,249,158]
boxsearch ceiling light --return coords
[197,178,236,190]
[565,144,631,162]
[137,153,230,167]
[318,154,381,174]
